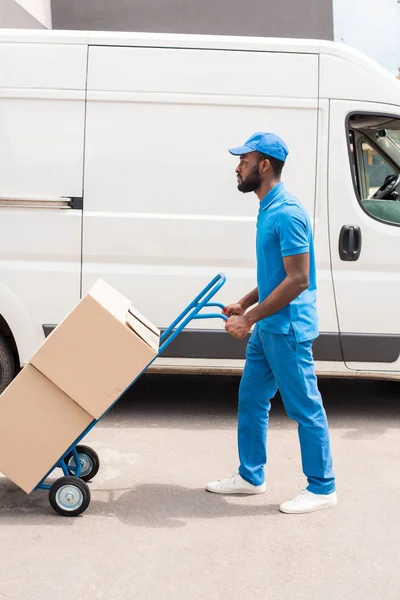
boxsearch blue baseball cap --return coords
[229,132,289,162]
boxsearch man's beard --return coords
[237,166,261,193]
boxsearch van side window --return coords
[348,114,400,225]
[361,142,396,199]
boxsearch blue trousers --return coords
[238,325,335,494]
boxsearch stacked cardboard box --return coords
[0,280,160,493]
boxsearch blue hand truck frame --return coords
[35,273,227,516]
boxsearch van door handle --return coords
[339,225,362,261]
[0,196,83,210]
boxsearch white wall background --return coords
[333,0,400,76]
[16,0,51,27]
[0,0,51,28]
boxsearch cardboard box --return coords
[31,280,160,420]
[0,279,160,493]
[0,364,93,493]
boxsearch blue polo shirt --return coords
[256,182,318,342]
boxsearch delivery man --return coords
[206,132,337,514]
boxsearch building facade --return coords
[50,0,334,40]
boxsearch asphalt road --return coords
[0,375,399,600]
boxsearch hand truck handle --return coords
[159,273,227,354]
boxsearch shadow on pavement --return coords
[0,480,75,525]
[0,479,278,528]
[89,484,279,528]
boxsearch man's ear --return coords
[259,158,271,174]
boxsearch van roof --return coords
[0,28,392,67]
[1,29,399,106]
[0,28,374,55]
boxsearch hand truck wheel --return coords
[65,445,100,482]
[49,476,91,517]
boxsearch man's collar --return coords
[260,182,285,211]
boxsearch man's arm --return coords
[246,253,309,325]
[223,288,259,317]
[225,253,309,339]
[239,287,259,311]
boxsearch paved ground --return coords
[0,375,399,600]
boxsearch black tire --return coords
[0,333,15,394]
[49,476,91,517]
[65,445,100,482]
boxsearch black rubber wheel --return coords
[49,476,91,517]
[0,333,15,394]
[65,445,100,482]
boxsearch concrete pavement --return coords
[0,375,399,600]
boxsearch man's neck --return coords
[256,178,281,202]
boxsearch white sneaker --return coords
[279,489,337,514]
[206,473,266,495]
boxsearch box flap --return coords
[126,311,160,352]
[127,305,160,337]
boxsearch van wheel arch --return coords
[0,316,19,393]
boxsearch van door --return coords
[82,44,320,366]
[328,102,400,372]
[0,42,87,364]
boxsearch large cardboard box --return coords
[31,280,160,419]
[0,280,160,493]
[0,364,93,493]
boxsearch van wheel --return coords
[0,334,15,394]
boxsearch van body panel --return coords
[0,41,86,365]
[0,42,87,90]
[82,45,319,333]
[87,46,318,98]
[320,50,400,106]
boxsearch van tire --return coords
[0,334,15,394]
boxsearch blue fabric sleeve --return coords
[275,206,310,257]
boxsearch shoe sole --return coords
[279,500,337,514]
[206,486,266,495]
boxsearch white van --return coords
[1,29,400,390]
